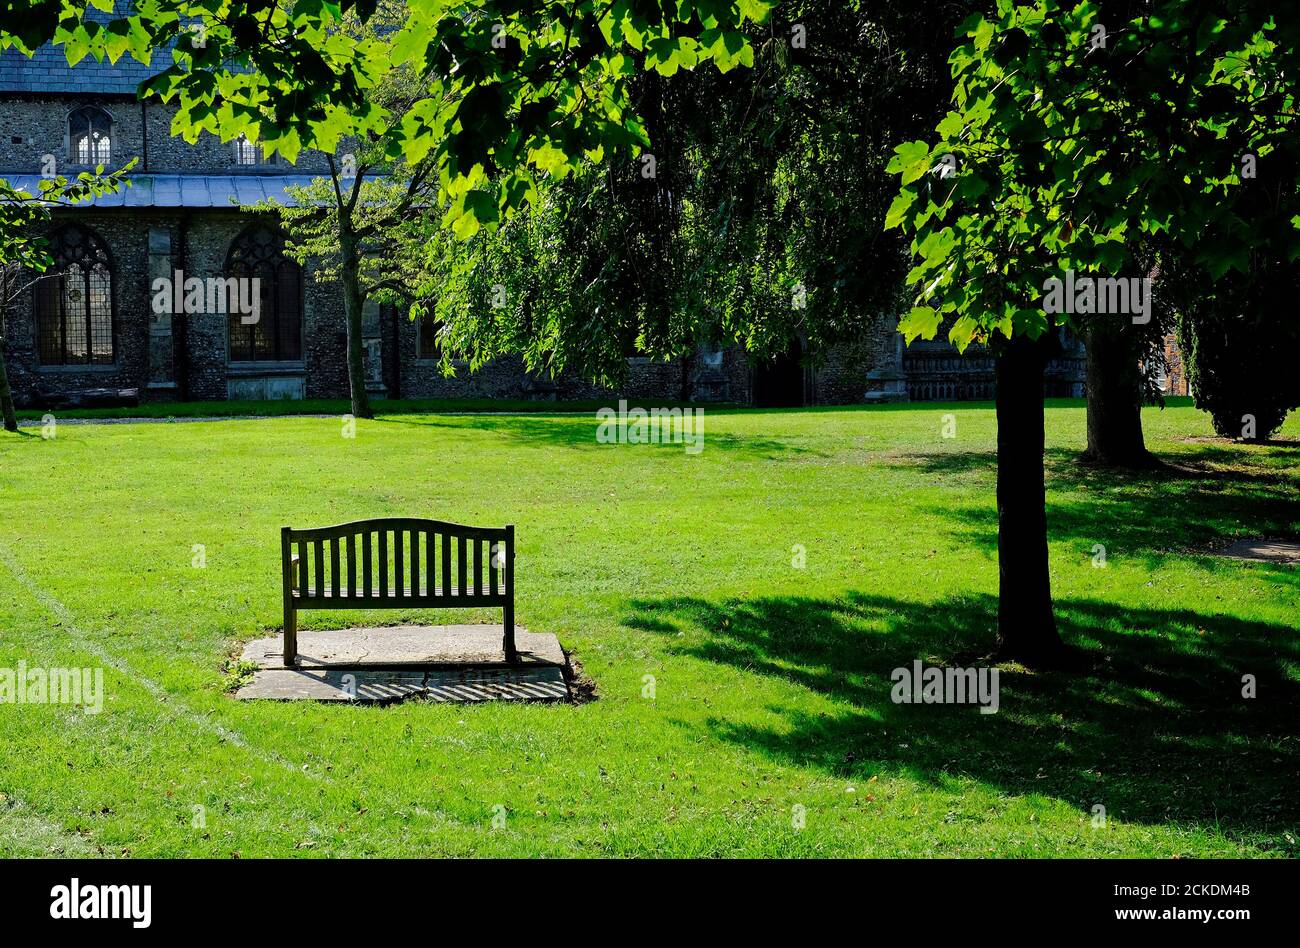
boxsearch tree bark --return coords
[1,273,14,433]
[0,344,17,433]
[1081,319,1156,467]
[338,229,373,420]
[994,334,1065,667]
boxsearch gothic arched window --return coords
[232,134,277,167]
[35,225,115,365]
[226,224,303,362]
[68,106,112,165]
[233,134,259,166]
[416,308,443,361]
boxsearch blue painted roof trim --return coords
[0,174,329,208]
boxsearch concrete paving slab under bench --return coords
[240,624,565,670]
[233,624,572,703]
[1219,540,1300,564]
[235,665,570,703]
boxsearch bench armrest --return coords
[289,553,301,593]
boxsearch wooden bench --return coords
[281,518,515,666]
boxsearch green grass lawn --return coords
[0,398,1296,857]
[12,395,719,421]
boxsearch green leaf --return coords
[884,190,916,231]
[887,141,931,186]
[738,0,777,23]
[451,206,481,241]
[1012,307,1049,338]
[898,305,941,343]
[947,314,979,351]
[935,111,966,140]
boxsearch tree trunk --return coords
[994,334,1065,667]
[1,273,14,433]
[1081,319,1156,467]
[0,344,17,433]
[338,230,373,420]
[679,348,695,402]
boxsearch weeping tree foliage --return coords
[887,0,1300,664]
[1165,152,1300,443]
[1174,270,1300,442]
[415,1,975,385]
[414,71,701,388]
[682,1,978,360]
[1177,298,1300,442]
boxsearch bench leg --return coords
[503,602,517,665]
[283,602,297,667]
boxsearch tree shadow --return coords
[894,443,1300,484]
[889,444,1298,566]
[371,413,819,459]
[625,592,1299,848]
[884,450,999,478]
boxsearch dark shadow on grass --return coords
[935,495,1297,571]
[885,450,999,477]
[625,592,1299,849]
[372,413,820,459]
[888,442,1298,566]
[895,444,1299,485]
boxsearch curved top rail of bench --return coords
[283,518,513,542]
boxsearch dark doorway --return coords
[753,338,806,407]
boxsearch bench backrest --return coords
[282,518,513,609]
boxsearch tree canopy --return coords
[886,0,1300,350]
[415,1,975,385]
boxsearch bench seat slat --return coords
[298,585,506,597]
[346,534,357,600]
[298,600,506,611]
[394,528,404,596]
[425,531,435,602]
[457,536,467,596]
[362,531,373,598]
[441,533,451,597]
[410,529,420,598]
[473,538,483,595]
[330,538,341,598]
[296,587,507,609]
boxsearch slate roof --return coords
[0,174,326,208]
[0,3,167,95]
[0,45,163,95]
